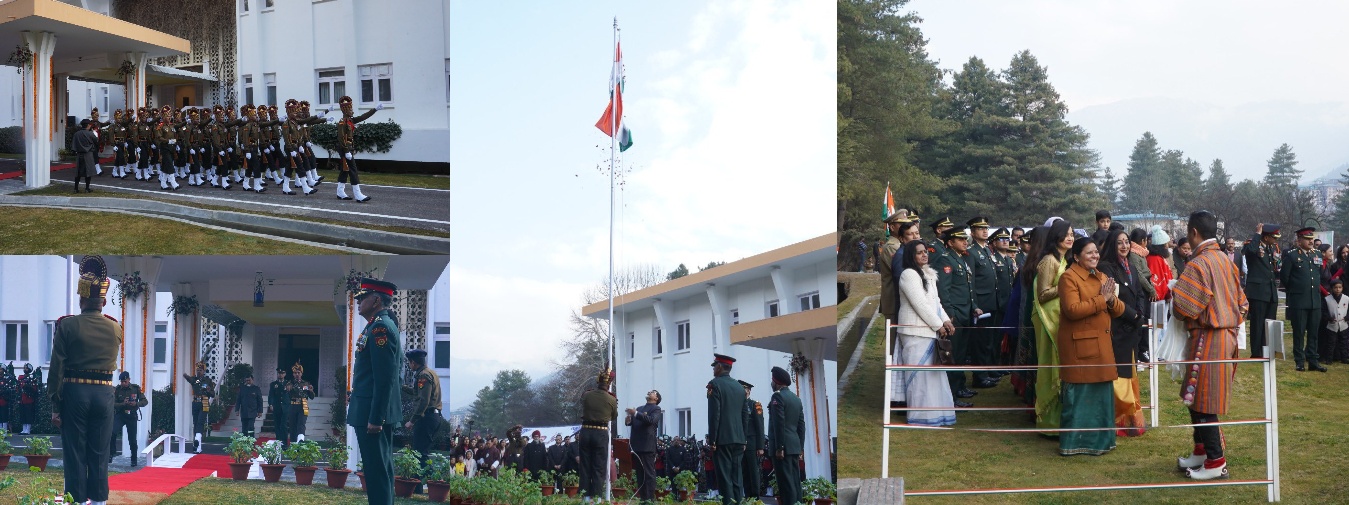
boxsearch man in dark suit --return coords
[235,374,263,438]
[625,389,663,502]
[348,278,403,505]
[768,367,805,505]
[1243,224,1281,358]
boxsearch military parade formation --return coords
[73,97,383,202]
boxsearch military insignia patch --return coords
[754,402,763,415]
[706,383,713,397]
[356,335,367,351]
[943,266,952,274]
[376,335,388,347]
[417,378,427,389]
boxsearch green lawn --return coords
[359,172,450,190]
[0,207,341,254]
[839,304,1345,504]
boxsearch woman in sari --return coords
[896,239,958,426]
[1032,220,1073,433]
[1012,227,1049,405]
[1057,239,1125,456]
[1096,229,1149,436]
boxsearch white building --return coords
[0,254,450,470]
[583,233,838,480]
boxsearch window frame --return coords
[43,321,54,363]
[675,320,691,352]
[242,75,254,106]
[627,331,635,361]
[677,408,692,437]
[730,309,739,326]
[798,291,821,312]
[4,322,29,362]
[264,73,277,106]
[316,68,347,106]
[358,63,393,104]
[652,326,663,356]
[767,300,780,318]
[433,324,451,370]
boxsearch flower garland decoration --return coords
[337,267,380,295]
[6,45,33,74]
[115,59,135,80]
[789,352,811,377]
[167,294,200,317]
[115,271,148,305]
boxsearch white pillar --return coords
[21,31,55,189]
[118,256,161,457]
[770,266,795,316]
[127,52,149,109]
[793,337,833,480]
[171,283,202,443]
[339,256,391,470]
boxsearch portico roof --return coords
[0,0,189,58]
[102,255,450,291]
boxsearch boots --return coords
[84,177,92,193]
[95,163,102,176]
[297,434,304,443]
[1177,444,1206,471]
[282,178,295,195]
[298,176,315,195]
[194,433,202,453]
[336,182,350,200]
[158,173,168,190]
[311,168,324,183]
[21,424,30,435]
[169,173,181,190]
[1185,457,1228,480]
[352,184,370,203]
[243,177,253,191]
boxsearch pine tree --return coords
[1120,132,1163,213]
[1329,167,1349,245]
[1097,166,1119,209]
[1263,143,1301,187]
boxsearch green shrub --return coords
[0,126,22,154]
[285,440,322,468]
[226,432,257,464]
[324,442,348,470]
[150,385,175,440]
[393,446,422,480]
[23,437,51,456]
[309,119,403,155]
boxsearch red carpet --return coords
[180,453,237,478]
[0,156,113,181]
[108,466,218,494]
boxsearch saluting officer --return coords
[350,277,403,505]
[1282,227,1327,372]
[578,370,617,499]
[935,227,978,405]
[965,217,1001,388]
[739,380,765,500]
[707,353,746,505]
[49,255,122,505]
[183,362,215,452]
[287,361,315,443]
[403,348,443,494]
[767,366,805,505]
[111,371,148,466]
[267,366,289,447]
[1243,224,1281,358]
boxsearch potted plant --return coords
[324,443,352,489]
[804,476,837,505]
[0,428,12,471]
[654,475,673,500]
[392,446,423,498]
[258,440,286,482]
[23,436,52,471]
[225,433,258,480]
[285,440,322,485]
[560,470,580,497]
[356,460,367,492]
[422,452,454,502]
[613,472,635,499]
[673,470,698,502]
[447,475,472,505]
[534,469,556,496]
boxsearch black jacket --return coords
[236,383,264,419]
[626,403,663,453]
[1098,258,1148,377]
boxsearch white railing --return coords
[142,433,190,468]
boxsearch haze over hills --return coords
[1066,97,1349,184]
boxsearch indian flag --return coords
[882,183,895,220]
[595,40,631,152]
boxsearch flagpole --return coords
[606,16,618,504]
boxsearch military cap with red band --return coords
[354,277,398,299]
[1296,227,1315,239]
[711,353,736,366]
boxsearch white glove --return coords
[306,142,314,149]
[151,144,157,150]
[168,138,176,145]
[93,130,99,138]
[290,151,297,157]
[175,145,181,152]
[218,151,225,157]
[280,114,288,121]
[345,152,353,160]
[189,148,195,154]
[245,153,252,160]
[227,147,234,153]
[135,148,141,154]
[327,105,335,113]
[375,103,384,111]
[113,146,118,152]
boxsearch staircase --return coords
[215,396,340,441]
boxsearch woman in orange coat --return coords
[1056,238,1126,456]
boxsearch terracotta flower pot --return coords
[564,485,579,497]
[393,476,419,498]
[260,463,286,482]
[294,465,318,485]
[426,480,451,503]
[227,461,252,481]
[325,467,352,489]
[23,454,50,471]
[814,499,836,505]
[0,454,10,471]
[612,487,628,499]
[540,485,555,496]
[357,471,367,492]
[677,489,692,502]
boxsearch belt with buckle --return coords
[63,377,112,386]
[582,423,608,430]
[66,369,113,381]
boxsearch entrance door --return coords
[278,330,320,394]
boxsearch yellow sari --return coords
[1032,255,1066,434]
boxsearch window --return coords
[102,87,109,114]
[652,327,663,356]
[627,332,635,360]
[677,408,692,437]
[264,0,274,7]
[433,324,450,369]
[153,337,167,364]
[241,0,248,12]
[44,321,54,362]
[359,64,392,103]
[676,321,691,351]
[155,323,168,333]
[242,75,253,106]
[317,69,346,105]
[798,291,821,311]
[730,309,739,326]
[4,323,28,362]
[445,59,451,102]
[265,73,277,106]
[767,300,780,318]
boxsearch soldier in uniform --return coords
[18,363,40,435]
[133,107,156,182]
[625,388,663,502]
[239,105,269,194]
[1243,224,1281,358]
[235,374,263,438]
[280,100,318,195]
[965,217,1002,388]
[49,255,122,505]
[349,277,403,505]
[107,109,131,179]
[993,228,1019,367]
[287,361,315,442]
[296,100,327,187]
[330,96,382,202]
[110,371,147,466]
[184,361,216,452]
[88,107,110,176]
[738,380,765,500]
[706,353,745,505]
[928,216,955,257]
[403,348,443,494]
[72,119,98,193]
[267,366,289,448]
[767,367,805,505]
[1282,227,1327,372]
[935,227,978,406]
[153,105,182,191]
[578,370,617,499]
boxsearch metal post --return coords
[605,17,619,504]
[1268,320,1283,502]
[881,319,892,478]
[1150,301,1166,428]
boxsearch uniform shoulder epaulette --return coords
[754,401,763,415]
[103,314,119,323]
[55,315,73,324]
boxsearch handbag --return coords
[934,337,955,366]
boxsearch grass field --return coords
[358,172,450,190]
[0,207,341,254]
[839,284,1348,504]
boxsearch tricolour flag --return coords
[882,183,895,220]
[595,40,631,149]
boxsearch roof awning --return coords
[145,63,215,85]
[0,0,190,59]
[730,306,837,360]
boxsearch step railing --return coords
[142,433,190,468]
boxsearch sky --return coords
[908,0,1349,182]
[448,1,835,409]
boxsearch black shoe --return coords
[889,401,906,409]
[1312,363,1328,372]
[131,459,138,467]
[956,389,977,398]
[1295,365,1306,372]
[954,400,974,408]
[972,379,998,389]
[193,441,199,451]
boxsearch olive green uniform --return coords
[286,377,315,442]
[111,383,147,465]
[403,366,443,493]
[1282,247,1323,367]
[348,309,403,505]
[967,241,1000,382]
[768,387,805,505]
[935,246,975,393]
[1243,237,1280,357]
[741,399,765,498]
[49,309,123,504]
[578,387,617,498]
[706,374,746,505]
[183,373,216,442]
